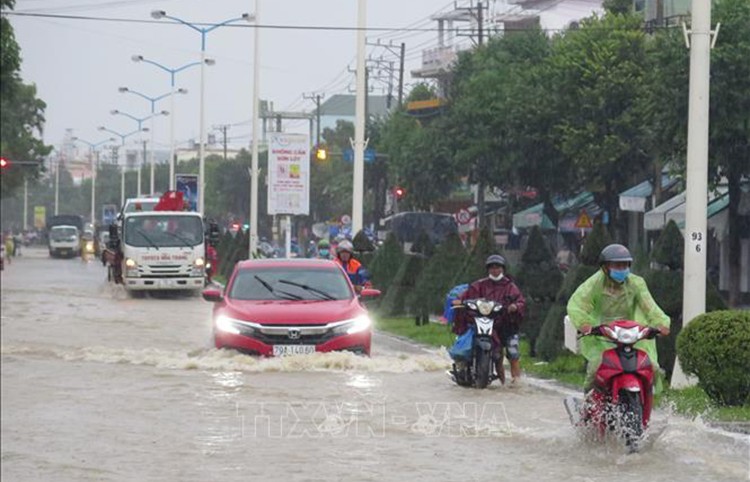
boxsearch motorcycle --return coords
[449,298,504,389]
[563,320,660,452]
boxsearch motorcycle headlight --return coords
[331,315,372,336]
[476,299,494,316]
[613,326,640,344]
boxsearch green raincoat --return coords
[567,270,670,390]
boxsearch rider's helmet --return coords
[598,244,633,265]
[337,240,354,256]
[317,239,330,249]
[485,254,506,268]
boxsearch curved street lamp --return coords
[72,136,116,225]
[99,125,150,205]
[150,9,253,214]
[110,109,168,196]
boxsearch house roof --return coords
[318,94,391,118]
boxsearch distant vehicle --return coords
[49,225,80,258]
[202,258,380,356]
[47,214,85,233]
[383,211,458,246]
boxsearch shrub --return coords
[367,232,404,295]
[378,254,427,316]
[651,220,684,270]
[410,229,435,258]
[516,226,563,356]
[407,232,467,317]
[676,310,750,406]
[455,226,497,285]
[579,220,612,266]
[352,229,375,254]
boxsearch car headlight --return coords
[215,315,259,336]
[331,314,372,336]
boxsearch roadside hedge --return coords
[676,310,750,406]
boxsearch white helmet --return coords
[337,240,354,255]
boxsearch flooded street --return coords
[2,248,748,481]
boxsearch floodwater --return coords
[2,248,748,482]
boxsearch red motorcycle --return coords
[564,320,660,452]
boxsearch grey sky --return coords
[8,0,459,153]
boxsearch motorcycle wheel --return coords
[474,349,493,389]
[618,390,643,451]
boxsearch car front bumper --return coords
[124,276,204,291]
[214,328,372,357]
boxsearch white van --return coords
[49,225,80,258]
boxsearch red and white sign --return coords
[267,133,310,215]
[456,209,472,225]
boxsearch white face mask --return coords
[489,273,504,281]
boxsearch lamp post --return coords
[118,86,185,196]
[131,55,202,191]
[98,126,149,206]
[151,9,253,214]
[249,1,263,258]
[72,136,116,225]
[110,109,168,195]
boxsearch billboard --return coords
[267,133,310,216]
[175,174,199,212]
[102,204,118,226]
[34,206,46,229]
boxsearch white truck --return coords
[49,225,81,258]
[105,210,206,294]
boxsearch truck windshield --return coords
[51,227,78,241]
[124,215,203,248]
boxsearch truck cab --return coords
[49,225,80,258]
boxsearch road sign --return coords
[456,208,472,225]
[574,210,593,229]
[343,148,376,163]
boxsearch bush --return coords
[455,226,497,285]
[579,220,612,266]
[516,226,563,356]
[407,232,467,317]
[352,229,375,254]
[367,232,404,296]
[378,254,427,316]
[676,310,750,406]
[651,220,684,270]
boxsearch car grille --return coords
[251,331,336,345]
[139,264,191,277]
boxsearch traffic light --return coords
[393,186,406,200]
[314,144,328,162]
[0,157,9,169]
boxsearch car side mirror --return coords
[359,288,381,299]
[202,287,224,303]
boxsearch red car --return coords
[202,258,380,356]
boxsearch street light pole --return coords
[151,10,252,214]
[72,136,115,224]
[131,55,201,192]
[54,156,59,215]
[352,0,367,234]
[250,0,261,258]
[99,126,148,206]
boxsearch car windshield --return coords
[124,215,203,248]
[51,227,78,240]
[229,267,352,301]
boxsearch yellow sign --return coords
[575,210,593,229]
[34,206,46,229]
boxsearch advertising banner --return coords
[175,174,199,212]
[34,206,46,229]
[267,133,310,215]
[102,204,118,226]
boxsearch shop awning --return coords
[513,191,600,232]
[619,174,680,212]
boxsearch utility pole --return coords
[366,39,405,110]
[303,92,325,145]
[352,0,367,234]
[398,42,405,107]
[213,124,230,160]
[476,1,486,231]
[672,0,716,388]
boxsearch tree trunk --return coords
[727,170,741,307]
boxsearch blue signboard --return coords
[102,204,117,226]
[175,174,199,212]
[343,148,376,163]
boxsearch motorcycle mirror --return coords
[493,305,503,312]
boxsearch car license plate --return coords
[273,345,316,357]
[158,279,174,287]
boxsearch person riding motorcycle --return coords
[567,244,670,392]
[316,239,332,259]
[334,240,370,290]
[455,254,526,385]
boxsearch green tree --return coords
[1,0,52,198]
[408,232,466,318]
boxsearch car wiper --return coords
[277,279,336,300]
[254,275,303,301]
[161,230,194,248]
[135,229,159,250]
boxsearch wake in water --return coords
[1,344,451,374]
